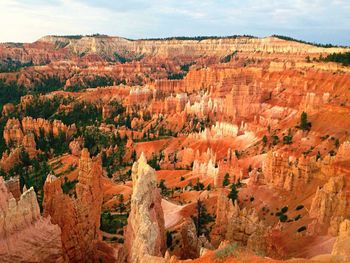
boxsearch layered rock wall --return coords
[44,35,350,60]
[43,149,105,262]
[309,176,348,230]
[211,190,267,254]
[263,151,319,191]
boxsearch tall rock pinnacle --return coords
[125,152,166,263]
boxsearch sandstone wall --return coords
[43,149,107,262]
[263,151,320,191]
[332,219,350,261]
[309,175,347,234]
[211,190,267,255]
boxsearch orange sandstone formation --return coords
[43,149,110,262]
[332,219,350,260]
[211,190,267,254]
[309,175,347,234]
[125,153,166,263]
[0,177,63,262]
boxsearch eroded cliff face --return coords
[1,35,349,88]
[32,36,350,61]
[125,153,166,263]
[43,149,108,262]
[0,148,21,172]
[211,190,267,255]
[22,116,77,138]
[3,119,23,146]
[332,219,350,261]
[4,117,76,147]
[1,116,77,172]
[0,177,63,262]
[309,175,347,234]
[262,151,317,191]
[168,218,202,259]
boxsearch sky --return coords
[0,0,349,45]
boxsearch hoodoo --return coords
[0,177,63,262]
[43,149,108,262]
[125,153,166,263]
[0,23,350,262]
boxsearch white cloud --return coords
[0,0,349,45]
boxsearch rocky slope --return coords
[0,177,63,262]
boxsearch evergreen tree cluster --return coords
[192,200,215,237]
[318,52,350,66]
[0,79,25,111]
[272,35,346,48]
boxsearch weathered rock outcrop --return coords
[125,153,166,263]
[1,116,78,171]
[211,190,267,255]
[332,219,350,261]
[0,148,21,172]
[4,176,21,200]
[166,217,213,260]
[22,116,76,137]
[2,33,350,262]
[309,175,347,234]
[129,86,153,105]
[0,177,63,262]
[190,148,220,186]
[336,140,350,162]
[263,151,319,191]
[192,159,218,181]
[174,218,200,259]
[22,133,37,158]
[3,118,23,146]
[4,117,76,150]
[299,92,330,113]
[43,149,107,262]
[189,122,239,141]
[1,103,15,116]
[224,79,265,120]
[2,35,349,69]
[69,137,83,156]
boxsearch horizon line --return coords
[1,34,349,48]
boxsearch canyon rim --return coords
[1,1,350,262]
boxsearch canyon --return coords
[0,34,349,262]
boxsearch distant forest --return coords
[272,35,348,48]
[136,35,257,41]
[319,52,350,66]
[50,33,108,39]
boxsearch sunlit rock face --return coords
[4,35,346,65]
[3,118,23,146]
[262,151,317,191]
[0,177,63,262]
[309,175,347,234]
[125,153,166,263]
[332,219,350,261]
[43,149,109,262]
[211,190,267,254]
